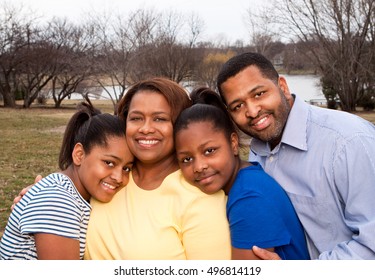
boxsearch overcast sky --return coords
[9,0,264,43]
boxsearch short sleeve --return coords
[20,189,82,240]
[228,190,291,249]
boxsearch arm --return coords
[321,134,375,259]
[20,183,85,260]
[233,246,276,260]
[252,246,281,260]
[35,233,80,260]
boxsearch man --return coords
[217,52,375,260]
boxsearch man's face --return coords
[220,65,293,149]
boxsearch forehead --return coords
[129,90,170,110]
[221,66,275,102]
[176,121,224,140]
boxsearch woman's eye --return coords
[129,117,140,121]
[155,117,168,122]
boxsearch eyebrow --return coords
[128,110,170,116]
[103,154,129,162]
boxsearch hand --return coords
[11,174,43,210]
[252,246,282,260]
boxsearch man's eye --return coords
[255,91,265,98]
[232,103,243,111]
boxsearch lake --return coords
[283,74,324,102]
[70,75,324,103]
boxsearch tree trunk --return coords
[1,90,16,108]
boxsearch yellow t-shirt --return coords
[84,169,231,260]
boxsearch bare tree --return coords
[46,19,98,108]
[139,10,204,83]
[90,8,157,111]
[271,0,375,111]
[244,3,281,56]
[0,1,36,107]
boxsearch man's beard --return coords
[241,89,291,147]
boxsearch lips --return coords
[136,138,160,147]
[101,181,118,191]
[250,114,271,131]
[195,173,216,185]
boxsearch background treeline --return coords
[0,0,374,112]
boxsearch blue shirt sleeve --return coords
[228,189,292,249]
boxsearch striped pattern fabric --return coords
[0,173,91,259]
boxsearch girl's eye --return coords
[182,157,192,163]
[123,166,132,172]
[204,148,216,155]
[104,160,114,167]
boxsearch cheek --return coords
[180,165,195,184]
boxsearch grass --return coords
[0,100,374,239]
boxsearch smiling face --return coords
[220,65,293,149]
[125,90,175,164]
[74,136,134,203]
[175,121,239,195]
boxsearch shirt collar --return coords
[251,95,309,155]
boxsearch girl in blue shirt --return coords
[174,87,309,260]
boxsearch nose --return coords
[244,100,260,118]
[110,167,124,185]
[138,119,155,134]
[193,157,208,173]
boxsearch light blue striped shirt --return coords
[250,95,375,260]
[0,173,91,259]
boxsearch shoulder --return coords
[308,105,374,138]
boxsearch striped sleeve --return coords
[19,188,83,240]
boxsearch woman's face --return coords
[126,90,175,164]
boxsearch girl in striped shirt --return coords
[0,101,133,259]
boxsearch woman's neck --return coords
[132,155,179,190]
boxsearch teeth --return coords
[102,181,116,190]
[255,116,267,126]
[138,140,159,145]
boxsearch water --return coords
[282,74,323,102]
[69,75,324,102]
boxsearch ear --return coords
[230,132,240,156]
[72,143,85,166]
[278,76,292,99]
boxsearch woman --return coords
[84,77,231,259]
